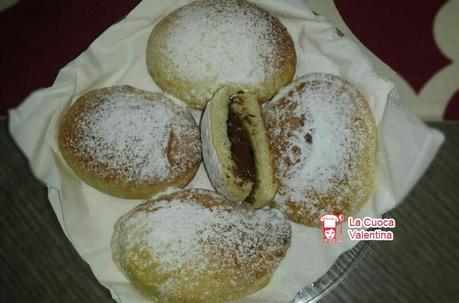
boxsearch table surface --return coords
[0,118,458,303]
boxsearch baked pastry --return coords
[58,86,201,199]
[146,0,296,110]
[112,189,291,303]
[201,86,279,208]
[263,73,377,226]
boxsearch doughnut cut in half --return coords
[201,86,279,208]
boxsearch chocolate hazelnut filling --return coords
[227,97,256,183]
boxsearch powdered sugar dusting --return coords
[64,86,200,183]
[200,103,230,198]
[162,0,280,85]
[264,74,375,217]
[276,88,359,194]
[112,189,291,298]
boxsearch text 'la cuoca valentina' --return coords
[347,217,396,241]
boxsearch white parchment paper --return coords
[8,1,444,302]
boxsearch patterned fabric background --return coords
[309,0,459,121]
[1,0,457,120]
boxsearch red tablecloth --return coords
[0,0,140,115]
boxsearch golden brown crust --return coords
[58,86,201,199]
[146,0,296,110]
[112,189,291,303]
[264,74,377,227]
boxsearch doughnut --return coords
[111,189,291,303]
[263,73,377,226]
[146,0,296,110]
[201,86,279,208]
[58,86,201,199]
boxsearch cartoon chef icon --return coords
[320,214,344,243]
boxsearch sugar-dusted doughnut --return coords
[111,189,291,302]
[58,86,201,199]
[146,0,296,109]
[264,73,377,226]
